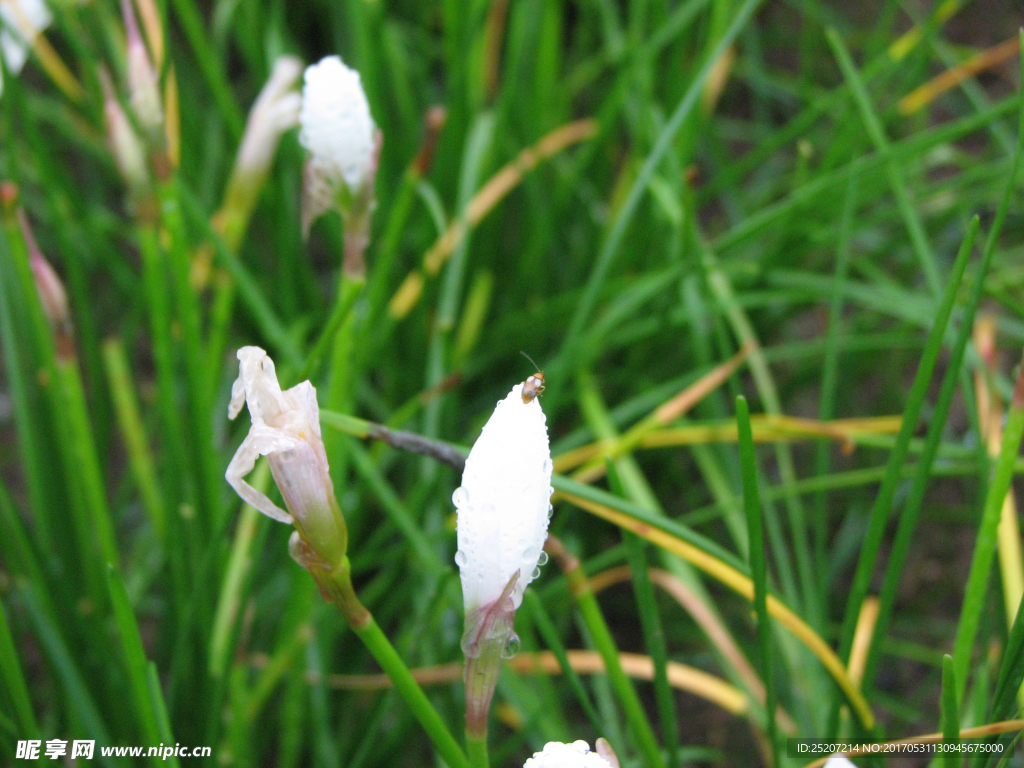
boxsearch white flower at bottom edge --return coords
[824,756,857,768]
[0,0,52,97]
[523,741,613,768]
[225,346,335,534]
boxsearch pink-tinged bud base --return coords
[463,570,520,738]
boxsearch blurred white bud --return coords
[235,56,303,181]
[121,0,162,138]
[0,0,52,97]
[100,67,149,195]
[299,55,375,195]
[523,741,614,768]
[454,379,553,655]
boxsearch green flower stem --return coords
[547,536,666,768]
[466,732,489,768]
[297,273,365,383]
[323,272,367,481]
[318,559,470,768]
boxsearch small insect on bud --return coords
[519,352,545,404]
[521,373,545,404]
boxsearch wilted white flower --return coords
[454,378,553,654]
[299,55,375,194]
[0,0,52,97]
[226,347,347,565]
[523,741,613,768]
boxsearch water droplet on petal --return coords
[454,550,467,568]
[537,551,548,566]
[523,545,540,562]
[542,458,553,474]
[452,486,469,509]
[547,504,554,519]
[462,637,481,658]
[501,632,521,659]
[531,566,541,579]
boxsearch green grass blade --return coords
[941,654,960,768]
[554,539,665,768]
[952,369,1024,699]
[106,564,163,751]
[736,396,777,763]
[18,583,115,766]
[0,596,39,740]
[835,204,977,670]
[147,663,183,768]
[865,217,981,687]
[522,590,604,730]
[825,28,939,295]
[557,0,767,386]
[606,457,679,768]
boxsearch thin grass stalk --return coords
[952,361,1024,700]
[547,536,666,768]
[863,217,981,688]
[554,478,874,728]
[557,0,766,389]
[0,229,58,562]
[833,203,977,673]
[522,591,604,729]
[209,462,270,679]
[137,223,189,506]
[147,662,183,768]
[814,171,858,588]
[941,655,960,768]
[699,248,808,621]
[166,0,244,137]
[102,337,168,539]
[106,565,163,751]
[351,616,471,768]
[601,455,679,768]
[0,596,40,743]
[736,396,777,765]
[1,209,116,606]
[420,111,495,483]
[624,533,680,768]
[159,184,221,527]
[825,28,940,295]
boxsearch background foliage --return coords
[1,0,1023,766]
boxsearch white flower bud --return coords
[454,380,553,646]
[523,741,613,768]
[0,0,52,97]
[100,67,149,195]
[298,55,375,195]
[121,0,163,138]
